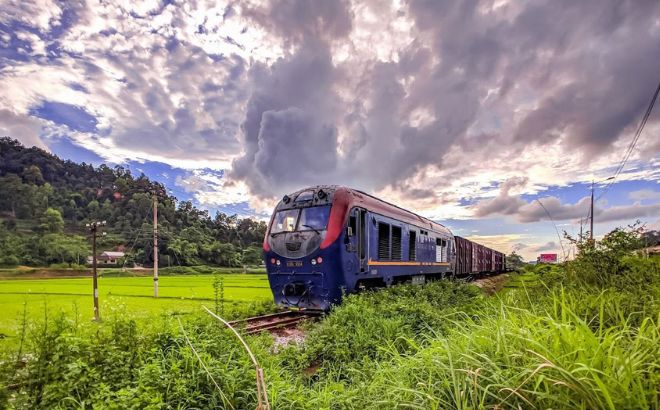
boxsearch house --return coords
[87,251,126,265]
[99,251,125,264]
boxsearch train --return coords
[263,185,506,311]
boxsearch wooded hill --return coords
[0,138,266,267]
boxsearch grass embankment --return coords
[1,255,659,409]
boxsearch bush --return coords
[0,255,19,267]
[565,223,647,286]
[47,263,87,270]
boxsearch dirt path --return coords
[0,268,151,279]
[470,273,511,295]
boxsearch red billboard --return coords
[539,253,558,263]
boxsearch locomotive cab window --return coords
[271,209,299,233]
[271,205,331,234]
[298,205,331,231]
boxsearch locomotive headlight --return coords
[317,257,323,264]
[311,259,317,265]
[270,258,276,264]
[276,260,281,266]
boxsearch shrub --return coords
[0,255,20,267]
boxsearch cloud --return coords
[0,0,63,32]
[533,241,557,252]
[629,189,660,201]
[0,109,47,149]
[598,202,660,224]
[175,169,274,215]
[473,177,529,218]
[0,0,659,223]
[473,179,660,225]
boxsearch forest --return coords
[0,138,267,268]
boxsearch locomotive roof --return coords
[280,185,452,236]
[341,186,452,236]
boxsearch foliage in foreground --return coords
[1,239,659,408]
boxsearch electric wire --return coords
[596,79,660,201]
[575,79,660,239]
[535,199,568,262]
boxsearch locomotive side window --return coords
[348,215,356,235]
[359,210,366,262]
[377,222,391,260]
[409,230,417,261]
[391,226,402,260]
[435,238,444,262]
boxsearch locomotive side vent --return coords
[378,222,391,260]
[391,226,402,260]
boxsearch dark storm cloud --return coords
[231,34,343,194]
[232,0,660,199]
[408,0,660,155]
[232,0,353,194]
[254,107,338,181]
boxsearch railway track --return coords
[229,310,322,335]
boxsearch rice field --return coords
[0,273,273,339]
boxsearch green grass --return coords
[1,252,658,409]
[0,274,273,342]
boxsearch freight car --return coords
[264,186,505,311]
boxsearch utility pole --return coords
[579,218,583,243]
[590,180,594,242]
[153,193,159,298]
[86,220,106,321]
[589,176,614,243]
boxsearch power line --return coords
[597,79,660,201]
[535,199,568,262]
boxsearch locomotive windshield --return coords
[270,205,331,234]
[271,209,298,233]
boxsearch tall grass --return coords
[356,287,659,409]
[1,252,658,409]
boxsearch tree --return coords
[39,234,89,266]
[506,251,525,270]
[23,165,44,185]
[0,138,270,267]
[39,208,65,233]
[0,173,24,217]
[242,246,265,266]
[564,222,646,285]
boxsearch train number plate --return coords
[286,260,303,267]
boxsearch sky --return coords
[0,0,659,261]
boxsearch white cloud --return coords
[629,189,660,201]
[0,0,62,32]
[0,0,659,225]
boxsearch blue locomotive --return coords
[263,186,505,311]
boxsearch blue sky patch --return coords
[32,101,98,133]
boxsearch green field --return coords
[0,274,273,340]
